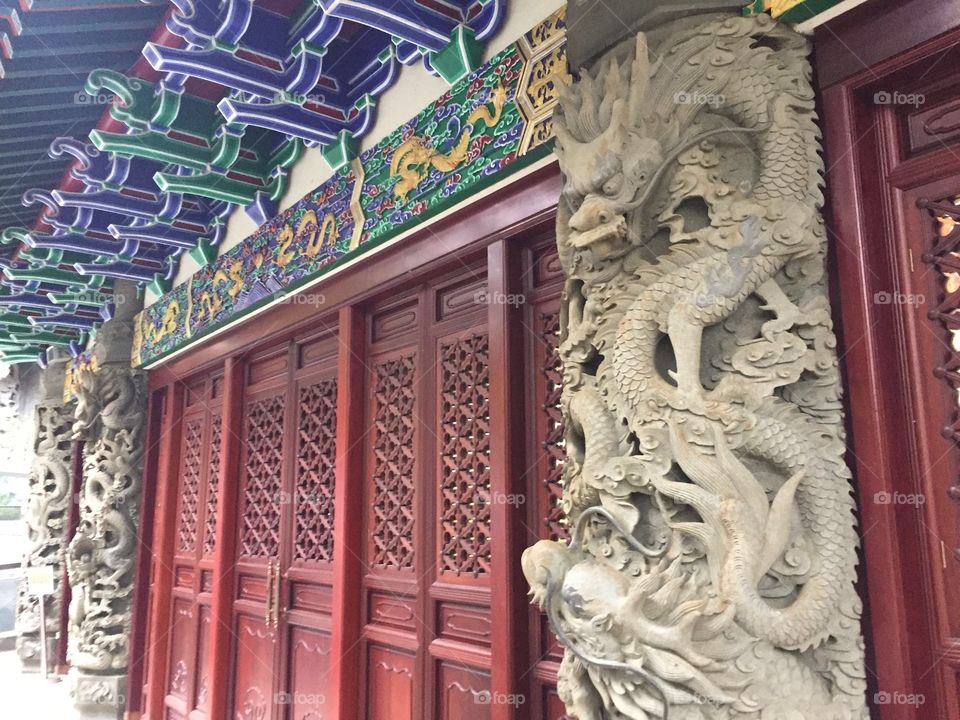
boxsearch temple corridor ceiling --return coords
[0,0,505,364]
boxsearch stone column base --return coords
[71,671,127,720]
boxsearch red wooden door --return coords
[279,329,340,720]
[359,266,496,720]
[521,238,570,720]
[232,348,288,720]
[818,10,960,716]
[164,373,223,720]
[230,331,342,720]
[360,300,419,720]
[138,170,569,720]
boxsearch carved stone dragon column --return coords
[522,4,869,718]
[15,351,73,671]
[67,281,147,720]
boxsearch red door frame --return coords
[817,2,960,716]
[143,163,563,720]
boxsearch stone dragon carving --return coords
[66,365,146,672]
[522,14,867,719]
[15,399,74,667]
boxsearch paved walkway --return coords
[0,650,76,718]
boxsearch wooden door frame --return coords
[141,162,563,720]
[817,2,960,717]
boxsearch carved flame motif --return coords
[522,14,867,719]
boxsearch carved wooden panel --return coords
[174,567,194,588]
[368,593,416,630]
[922,200,960,449]
[286,627,332,720]
[438,332,492,577]
[437,663,491,720]
[232,615,277,720]
[176,419,203,554]
[436,276,487,321]
[295,379,338,564]
[289,583,332,614]
[532,244,564,288]
[193,607,211,713]
[167,599,193,700]
[240,395,285,558]
[366,646,414,720]
[202,412,222,556]
[370,354,417,570]
[538,309,567,542]
[372,301,419,343]
[438,604,492,646]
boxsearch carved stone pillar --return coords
[522,6,869,718]
[15,352,73,671]
[67,282,147,720]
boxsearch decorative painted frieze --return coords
[133,8,569,366]
[744,0,843,23]
[521,11,868,719]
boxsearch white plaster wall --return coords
[151,0,565,306]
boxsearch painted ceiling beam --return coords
[28,312,98,330]
[218,92,376,148]
[143,39,328,99]
[74,258,173,285]
[3,265,102,287]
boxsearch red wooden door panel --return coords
[164,374,222,720]
[233,613,279,720]
[231,347,290,720]
[427,272,494,720]
[818,21,960,717]
[361,295,421,720]
[367,646,415,720]
[522,239,569,719]
[278,330,340,720]
[139,178,566,720]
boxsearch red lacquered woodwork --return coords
[817,4,960,717]
[139,164,569,720]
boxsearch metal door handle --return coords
[264,560,274,624]
[272,564,282,628]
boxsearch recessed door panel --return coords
[233,614,278,720]
[367,646,415,720]
[285,626,332,719]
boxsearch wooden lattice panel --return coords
[177,419,203,553]
[240,396,285,558]
[203,412,223,556]
[370,355,417,570]
[439,332,492,577]
[540,310,568,542]
[294,379,339,563]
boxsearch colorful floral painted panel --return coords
[133,8,568,367]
